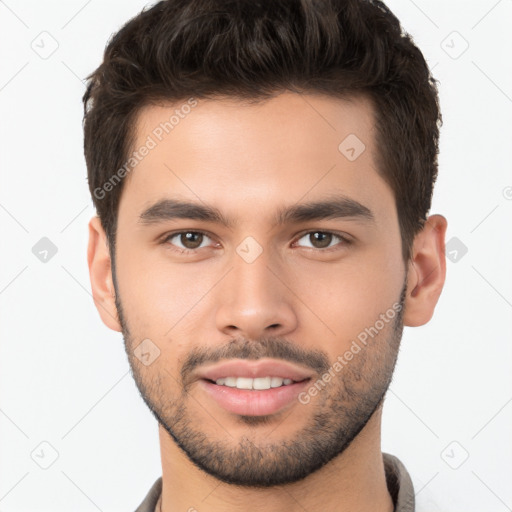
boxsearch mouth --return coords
[195,359,314,416]
[205,376,308,390]
[199,376,311,416]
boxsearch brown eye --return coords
[164,231,212,251]
[309,232,332,248]
[295,231,350,250]
[180,232,204,249]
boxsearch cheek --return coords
[291,250,403,345]
[115,246,216,336]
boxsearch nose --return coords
[214,248,298,340]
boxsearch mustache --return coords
[180,336,330,386]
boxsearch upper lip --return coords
[196,358,314,382]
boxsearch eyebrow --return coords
[138,195,375,228]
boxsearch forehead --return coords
[133,92,375,160]
[119,91,394,224]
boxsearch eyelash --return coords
[161,230,352,254]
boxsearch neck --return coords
[158,405,393,512]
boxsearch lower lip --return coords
[199,379,310,416]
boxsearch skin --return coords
[88,92,447,512]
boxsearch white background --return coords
[0,1,511,511]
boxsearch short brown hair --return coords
[83,0,441,262]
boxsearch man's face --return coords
[111,92,407,486]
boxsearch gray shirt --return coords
[134,452,415,512]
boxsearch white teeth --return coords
[253,377,271,390]
[214,376,297,389]
[236,377,253,389]
[224,377,237,387]
[270,377,283,388]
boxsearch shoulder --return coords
[134,476,162,512]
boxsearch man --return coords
[84,0,447,510]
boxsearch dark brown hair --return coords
[83,0,441,262]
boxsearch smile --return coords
[213,376,300,389]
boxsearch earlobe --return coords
[87,216,122,332]
[403,214,448,327]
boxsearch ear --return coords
[403,214,448,327]
[87,216,122,332]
